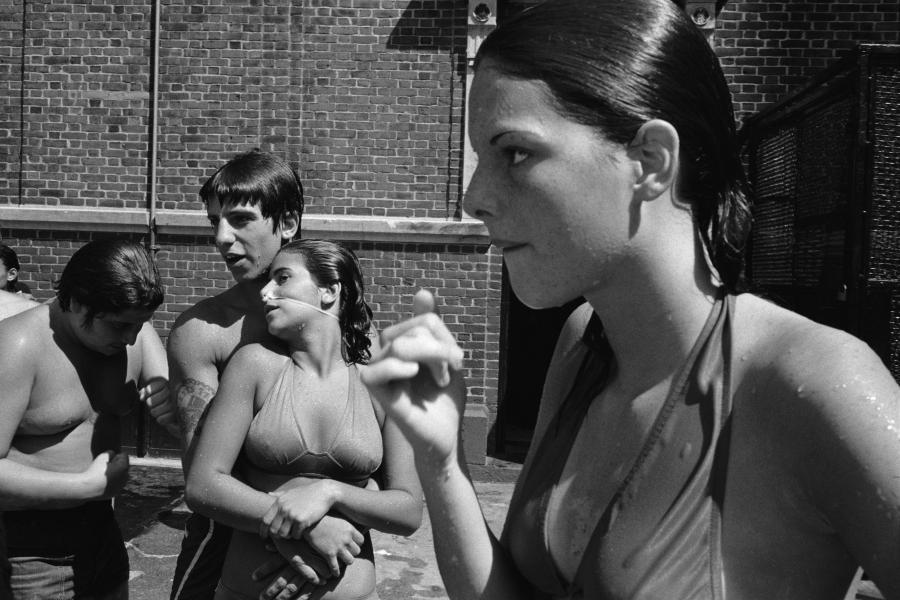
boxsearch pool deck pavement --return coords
[118,458,521,600]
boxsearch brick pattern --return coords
[153,0,467,218]
[716,1,900,124]
[1,227,502,413]
[2,1,898,456]
[1,1,152,209]
[350,241,503,411]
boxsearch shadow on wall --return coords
[386,0,467,60]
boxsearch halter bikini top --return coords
[503,293,734,599]
[243,360,383,484]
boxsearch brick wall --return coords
[0,1,152,208]
[0,0,498,459]
[716,1,900,124]
[2,0,897,459]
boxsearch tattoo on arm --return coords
[176,378,217,443]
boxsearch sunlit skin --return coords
[0,299,156,509]
[185,248,422,600]
[171,200,391,598]
[208,198,287,285]
[261,253,338,338]
[465,63,643,311]
[360,63,900,600]
[0,289,37,321]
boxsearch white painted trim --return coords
[0,206,490,245]
[0,205,148,232]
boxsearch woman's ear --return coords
[6,267,17,283]
[279,212,300,241]
[320,282,341,307]
[627,119,680,201]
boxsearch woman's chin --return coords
[510,281,576,311]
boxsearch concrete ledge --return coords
[156,210,490,245]
[0,205,148,233]
[0,206,490,245]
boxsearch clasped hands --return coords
[252,482,364,600]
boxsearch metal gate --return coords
[741,44,900,381]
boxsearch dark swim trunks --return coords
[3,500,129,598]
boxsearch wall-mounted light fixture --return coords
[684,1,717,44]
[469,0,496,27]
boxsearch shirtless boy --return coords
[170,150,338,600]
[0,238,165,599]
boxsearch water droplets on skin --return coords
[861,393,900,438]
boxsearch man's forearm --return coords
[175,377,217,463]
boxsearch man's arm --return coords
[129,321,179,437]
[167,311,221,470]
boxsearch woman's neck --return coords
[285,323,346,377]
[583,231,720,399]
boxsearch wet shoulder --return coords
[734,293,886,391]
[0,291,38,322]
[732,293,898,441]
[0,304,50,360]
[225,341,289,408]
[229,340,285,371]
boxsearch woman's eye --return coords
[507,148,530,166]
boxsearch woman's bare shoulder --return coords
[735,294,887,384]
[229,340,287,370]
[733,293,898,433]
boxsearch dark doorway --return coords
[495,265,583,461]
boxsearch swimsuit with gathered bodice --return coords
[219,359,383,600]
[504,293,734,599]
[243,360,383,482]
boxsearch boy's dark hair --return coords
[55,239,164,325]
[200,149,305,235]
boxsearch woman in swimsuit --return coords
[186,239,422,600]
[360,1,900,599]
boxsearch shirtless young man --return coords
[0,238,165,600]
[0,288,176,432]
[172,150,370,600]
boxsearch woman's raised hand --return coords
[360,290,467,469]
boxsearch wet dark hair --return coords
[475,0,752,291]
[55,239,165,325]
[276,239,373,364]
[200,149,305,236]
[0,244,23,292]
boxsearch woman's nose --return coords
[463,163,496,221]
[260,280,275,302]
